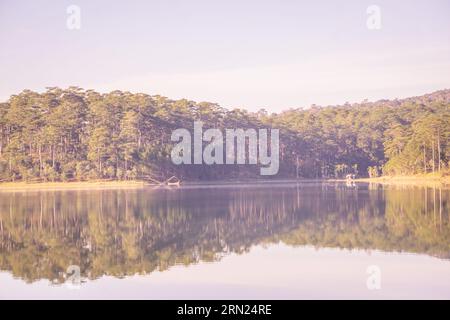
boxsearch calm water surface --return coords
[0,182,449,299]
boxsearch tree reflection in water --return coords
[0,183,448,283]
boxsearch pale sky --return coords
[1,0,449,112]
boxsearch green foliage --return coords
[0,88,449,181]
[367,166,380,178]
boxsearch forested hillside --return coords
[0,87,448,182]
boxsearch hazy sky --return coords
[1,0,449,112]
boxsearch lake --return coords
[0,182,449,299]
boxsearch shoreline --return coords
[0,179,322,191]
[355,173,450,187]
[0,180,146,191]
[0,174,448,191]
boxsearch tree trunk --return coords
[437,130,441,172]
[52,146,55,168]
[423,142,426,173]
[138,130,142,148]
[116,156,119,179]
[38,144,42,177]
[97,147,101,173]
[63,136,67,158]
[432,140,435,173]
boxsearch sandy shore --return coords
[0,180,146,191]
[1,174,449,191]
[356,173,450,187]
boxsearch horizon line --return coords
[1,86,449,115]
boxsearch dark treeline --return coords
[0,87,449,182]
